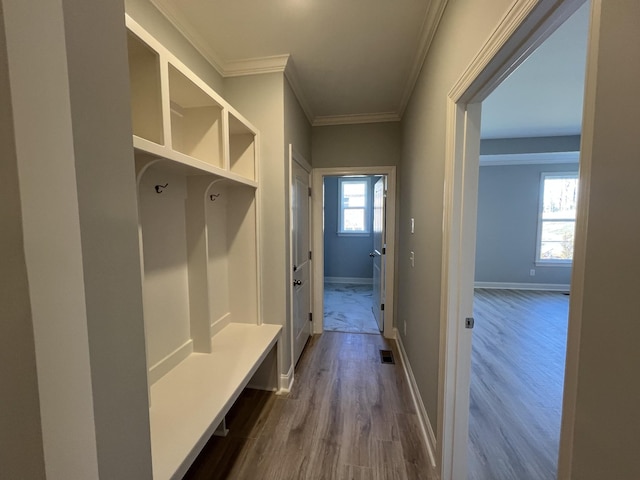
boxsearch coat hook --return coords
[155,183,168,193]
[210,193,220,201]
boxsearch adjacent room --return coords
[323,175,382,334]
[468,4,588,479]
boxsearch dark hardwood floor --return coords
[468,289,569,480]
[184,332,435,480]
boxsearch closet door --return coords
[291,149,311,366]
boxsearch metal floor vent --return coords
[379,349,395,364]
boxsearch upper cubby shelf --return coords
[125,15,259,186]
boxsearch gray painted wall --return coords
[475,162,578,285]
[323,176,376,280]
[399,0,514,438]
[312,122,401,168]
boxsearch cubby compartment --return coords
[136,158,260,384]
[169,65,224,168]
[228,112,257,181]
[127,31,163,145]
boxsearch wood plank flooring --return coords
[468,289,569,480]
[183,332,435,480]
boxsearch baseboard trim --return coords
[148,339,193,385]
[394,328,437,469]
[210,312,232,337]
[278,364,294,394]
[474,281,570,292]
[324,276,373,285]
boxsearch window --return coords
[338,177,369,234]
[536,173,578,264]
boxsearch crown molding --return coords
[398,0,449,116]
[479,150,580,166]
[150,0,226,76]
[224,54,290,77]
[312,112,401,127]
[284,58,315,125]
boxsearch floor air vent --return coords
[379,349,395,364]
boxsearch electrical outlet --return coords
[410,251,415,267]
[530,268,536,276]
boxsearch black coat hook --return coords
[210,193,220,201]
[155,183,168,193]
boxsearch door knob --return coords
[293,279,302,286]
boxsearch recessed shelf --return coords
[228,112,257,181]
[127,31,163,145]
[169,65,224,168]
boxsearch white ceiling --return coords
[481,2,589,139]
[148,0,589,135]
[150,0,446,125]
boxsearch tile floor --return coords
[323,282,380,334]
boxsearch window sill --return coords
[535,261,573,267]
[337,232,370,237]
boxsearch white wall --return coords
[399,0,514,434]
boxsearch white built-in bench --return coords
[149,323,281,480]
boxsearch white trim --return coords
[147,339,193,385]
[210,312,232,338]
[480,151,580,166]
[398,0,449,116]
[395,329,438,470]
[312,112,401,127]
[312,166,397,339]
[224,54,290,77]
[324,277,373,285]
[474,282,570,292]
[278,364,294,394]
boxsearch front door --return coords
[372,177,386,332]
[291,147,312,366]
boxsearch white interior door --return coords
[372,177,386,332]
[291,148,312,366]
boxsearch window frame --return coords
[535,172,578,266]
[337,177,370,235]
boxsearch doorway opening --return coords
[468,3,588,479]
[311,166,396,339]
[437,1,588,479]
[323,175,385,334]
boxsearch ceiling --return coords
[481,2,589,139]
[149,0,589,135]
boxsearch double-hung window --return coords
[536,173,578,264]
[338,177,369,234]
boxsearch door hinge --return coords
[381,303,385,311]
[308,187,312,197]
[309,251,312,260]
[309,312,313,322]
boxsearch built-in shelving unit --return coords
[126,15,279,480]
